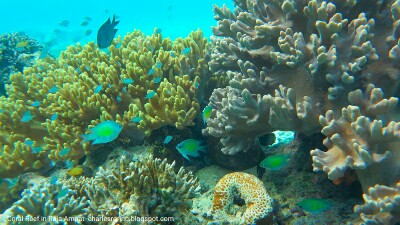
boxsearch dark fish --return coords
[83,16,92,21]
[53,29,61,34]
[97,14,119,49]
[105,9,109,14]
[59,20,70,27]
[85,29,92,36]
[81,21,89,26]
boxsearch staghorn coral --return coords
[204,0,400,223]
[0,29,209,178]
[93,155,201,224]
[212,172,273,224]
[0,32,42,96]
[3,182,89,225]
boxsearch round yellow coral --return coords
[212,172,273,224]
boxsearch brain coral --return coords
[212,172,274,224]
[0,29,209,178]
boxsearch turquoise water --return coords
[1,0,233,55]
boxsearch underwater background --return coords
[0,0,400,225]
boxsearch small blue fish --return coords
[21,111,34,122]
[202,106,212,124]
[48,86,59,94]
[182,47,191,54]
[148,68,155,75]
[81,120,123,144]
[5,178,18,187]
[56,188,69,198]
[122,87,127,93]
[170,52,175,57]
[65,160,74,169]
[59,148,70,157]
[50,176,58,185]
[156,62,163,68]
[32,100,40,107]
[163,136,173,144]
[94,85,103,94]
[146,91,156,99]
[122,78,134,84]
[116,96,122,102]
[176,139,207,160]
[132,116,142,123]
[155,28,162,34]
[50,113,58,121]
[154,77,161,83]
[195,82,199,88]
[25,139,34,146]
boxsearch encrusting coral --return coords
[203,0,400,223]
[0,29,209,178]
[212,172,274,224]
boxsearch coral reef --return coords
[0,29,209,178]
[0,32,42,96]
[3,182,89,225]
[65,155,201,224]
[203,0,400,223]
[212,172,273,224]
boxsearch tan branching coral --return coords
[204,0,400,223]
[0,29,209,178]
[212,172,273,224]
[353,182,400,225]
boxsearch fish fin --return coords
[112,14,120,26]
[81,134,91,143]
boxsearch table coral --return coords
[212,172,273,224]
[0,29,209,178]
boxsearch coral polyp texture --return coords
[0,29,209,178]
[3,182,89,225]
[212,172,273,224]
[203,0,400,223]
[91,155,201,224]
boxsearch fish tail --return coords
[112,14,120,26]
[198,145,208,152]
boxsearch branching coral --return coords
[93,155,201,223]
[204,0,400,223]
[212,172,274,224]
[0,29,209,178]
[353,181,400,225]
[3,182,89,225]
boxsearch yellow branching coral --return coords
[212,172,273,224]
[0,29,209,178]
